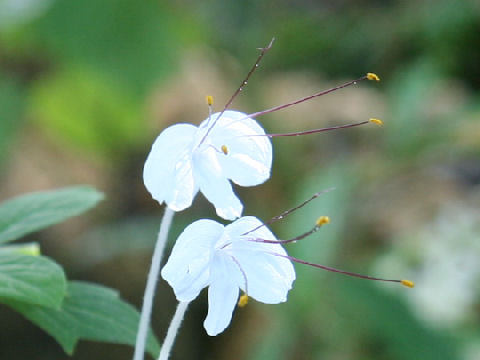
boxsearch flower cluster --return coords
[142,40,412,342]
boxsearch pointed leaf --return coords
[0,186,104,244]
[7,281,160,357]
[0,253,66,308]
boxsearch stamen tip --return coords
[369,118,384,126]
[206,95,214,106]
[367,73,380,81]
[401,279,415,288]
[238,294,249,307]
[316,216,330,226]
[221,145,229,155]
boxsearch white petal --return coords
[225,217,296,304]
[232,248,295,304]
[225,216,281,252]
[194,145,243,220]
[161,219,224,302]
[143,123,198,211]
[204,256,240,336]
[205,111,273,187]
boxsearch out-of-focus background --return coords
[1,0,479,359]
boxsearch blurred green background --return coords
[1,0,479,359]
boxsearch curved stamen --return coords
[205,144,229,155]
[242,189,335,236]
[223,38,275,112]
[235,118,383,139]
[229,255,249,296]
[199,38,275,146]
[246,75,369,120]
[222,73,379,130]
[248,231,316,245]
[265,120,370,137]
[247,217,329,245]
[269,252,414,288]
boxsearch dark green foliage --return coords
[0,187,159,357]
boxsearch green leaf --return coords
[0,253,66,308]
[7,281,160,357]
[0,186,104,244]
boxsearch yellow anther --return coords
[221,145,228,155]
[401,279,415,288]
[369,118,384,126]
[238,294,249,307]
[316,216,330,227]
[206,95,214,105]
[367,73,380,81]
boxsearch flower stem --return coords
[158,301,190,360]
[133,207,175,360]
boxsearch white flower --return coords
[143,110,272,220]
[161,216,295,336]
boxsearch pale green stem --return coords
[158,302,190,360]
[133,207,175,360]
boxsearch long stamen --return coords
[240,118,383,139]
[270,252,414,288]
[248,216,330,245]
[266,119,369,137]
[246,74,373,120]
[200,38,275,145]
[242,189,335,236]
[222,73,381,130]
[223,37,275,112]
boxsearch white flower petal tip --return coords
[143,111,272,219]
[161,216,295,335]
